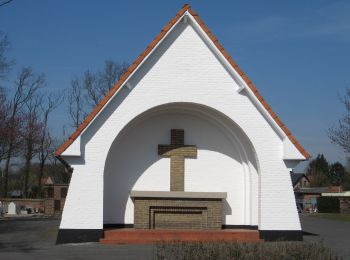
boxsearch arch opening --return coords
[103,102,259,226]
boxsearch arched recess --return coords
[103,102,260,226]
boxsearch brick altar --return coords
[130,191,226,230]
[130,129,226,230]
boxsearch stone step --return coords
[101,229,261,244]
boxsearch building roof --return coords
[55,4,310,159]
[290,173,309,187]
[322,191,350,197]
[295,187,329,194]
[40,177,54,186]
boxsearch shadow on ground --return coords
[300,214,350,259]
[0,215,349,259]
[0,217,154,260]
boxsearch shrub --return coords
[154,241,340,260]
[317,197,340,213]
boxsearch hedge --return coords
[155,241,340,260]
[317,197,340,213]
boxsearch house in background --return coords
[41,176,54,186]
[291,173,310,189]
[291,172,342,212]
[322,191,350,214]
[42,177,69,216]
[1,176,69,216]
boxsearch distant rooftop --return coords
[294,187,329,194]
[290,173,308,187]
[322,191,350,197]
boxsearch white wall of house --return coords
[60,15,301,231]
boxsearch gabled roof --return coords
[40,176,54,186]
[290,173,309,187]
[55,4,310,159]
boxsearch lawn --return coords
[310,213,350,223]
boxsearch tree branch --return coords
[0,0,13,7]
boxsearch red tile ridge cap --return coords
[55,4,310,160]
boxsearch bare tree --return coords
[67,60,128,128]
[0,87,9,161]
[83,60,128,107]
[21,96,43,198]
[37,93,63,195]
[328,88,350,153]
[68,78,86,128]
[0,0,13,7]
[0,32,12,79]
[1,67,44,197]
[0,33,11,195]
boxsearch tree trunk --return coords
[3,106,18,198]
[23,146,32,198]
[2,144,13,198]
[0,162,2,197]
[38,159,45,197]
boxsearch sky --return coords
[0,0,349,171]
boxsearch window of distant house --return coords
[61,187,68,198]
[47,187,54,198]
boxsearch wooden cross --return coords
[158,129,197,191]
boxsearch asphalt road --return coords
[0,217,154,260]
[300,214,350,259]
[0,215,349,259]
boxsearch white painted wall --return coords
[60,16,300,231]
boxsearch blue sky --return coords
[0,0,349,169]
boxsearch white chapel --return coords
[55,5,309,244]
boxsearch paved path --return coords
[0,217,154,260]
[300,214,350,259]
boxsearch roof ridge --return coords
[186,8,309,159]
[54,5,190,156]
[55,5,310,159]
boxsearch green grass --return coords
[155,241,340,260]
[310,213,350,223]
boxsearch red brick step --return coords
[100,229,262,244]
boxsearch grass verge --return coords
[310,213,350,223]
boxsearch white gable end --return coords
[61,12,304,161]
[283,137,306,160]
[61,136,80,156]
[58,7,305,240]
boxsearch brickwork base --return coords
[133,197,222,230]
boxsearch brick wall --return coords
[43,185,68,216]
[44,199,54,215]
[340,198,350,214]
[134,197,222,230]
[1,198,45,213]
